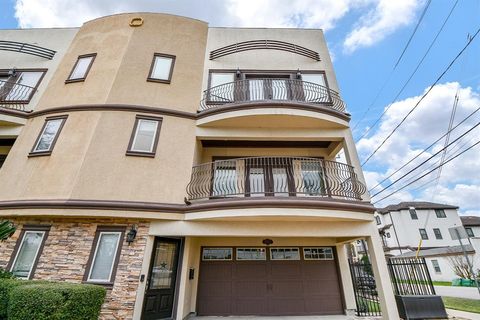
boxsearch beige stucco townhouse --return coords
[0,13,399,320]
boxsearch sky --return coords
[1,0,480,215]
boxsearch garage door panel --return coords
[234,298,268,315]
[270,263,302,278]
[268,298,305,314]
[303,279,342,294]
[235,263,267,279]
[200,263,233,280]
[304,296,344,314]
[303,262,337,278]
[198,280,232,297]
[234,280,268,297]
[197,297,232,316]
[271,280,303,296]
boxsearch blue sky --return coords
[1,0,480,214]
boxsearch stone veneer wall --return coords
[0,217,150,320]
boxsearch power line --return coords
[370,120,480,198]
[356,0,460,142]
[368,106,480,192]
[394,0,432,68]
[373,139,480,204]
[361,24,480,166]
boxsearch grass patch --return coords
[358,297,381,313]
[443,297,480,314]
[433,281,452,286]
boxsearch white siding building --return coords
[375,202,477,282]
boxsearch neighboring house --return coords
[0,28,77,169]
[0,13,399,320]
[375,202,477,282]
[461,216,480,238]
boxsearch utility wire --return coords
[370,120,480,198]
[394,0,432,68]
[356,0,460,142]
[368,106,480,192]
[373,139,480,204]
[361,25,480,166]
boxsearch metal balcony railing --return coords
[0,80,35,111]
[186,156,366,201]
[199,79,346,113]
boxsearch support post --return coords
[336,243,356,312]
[366,229,400,320]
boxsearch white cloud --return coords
[359,82,480,212]
[13,0,420,53]
[343,0,421,53]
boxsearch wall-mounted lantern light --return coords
[126,224,138,244]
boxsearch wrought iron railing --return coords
[0,80,35,111]
[199,79,346,113]
[186,156,366,201]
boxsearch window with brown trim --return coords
[7,225,50,279]
[435,209,447,218]
[126,115,162,157]
[0,69,47,103]
[419,228,428,240]
[433,228,443,239]
[65,53,96,83]
[147,53,176,83]
[83,226,125,286]
[29,115,67,157]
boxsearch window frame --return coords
[236,247,267,261]
[0,68,47,103]
[29,115,68,157]
[465,227,474,237]
[147,53,176,84]
[83,226,125,286]
[7,225,50,280]
[126,115,163,157]
[65,53,97,83]
[201,248,233,261]
[375,216,381,225]
[435,209,447,218]
[433,228,443,239]
[270,247,301,261]
[419,228,429,240]
[409,208,418,220]
[303,247,334,260]
[431,259,441,273]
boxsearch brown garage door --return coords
[197,247,344,316]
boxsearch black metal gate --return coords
[349,257,435,317]
[349,259,381,316]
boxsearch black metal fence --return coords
[349,257,435,317]
[388,257,436,296]
[349,259,382,317]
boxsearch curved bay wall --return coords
[0,13,208,204]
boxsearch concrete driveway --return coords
[435,286,480,299]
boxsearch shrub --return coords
[0,280,106,320]
[0,279,33,320]
[0,269,14,280]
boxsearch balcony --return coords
[199,79,346,114]
[186,156,366,201]
[0,79,36,111]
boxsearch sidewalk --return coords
[435,286,480,299]
[447,308,480,320]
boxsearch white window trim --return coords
[236,248,267,261]
[32,118,63,152]
[130,119,159,153]
[303,247,334,260]
[201,248,233,261]
[87,231,121,283]
[270,247,300,260]
[10,231,46,279]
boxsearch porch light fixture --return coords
[262,238,273,246]
[296,69,301,79]
[126,225,138,244]
[236,68,241,78]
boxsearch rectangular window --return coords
[236,248,266,260]
[30,116,67,156]
[409,208,418,220]
[127,116,162,157]
[435,209,447,218]
[303,247,334,260]
[465,227,474,237]
[66,53,96,82]
[431,259,441,273]
[375,216,381,225]
[202,248,233,261]
[8,225,50,279]
[148,53,175,83]
[84,226,124,284]
[433,228,443,239]
[419,229,428,240]
[270,248,300,260]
